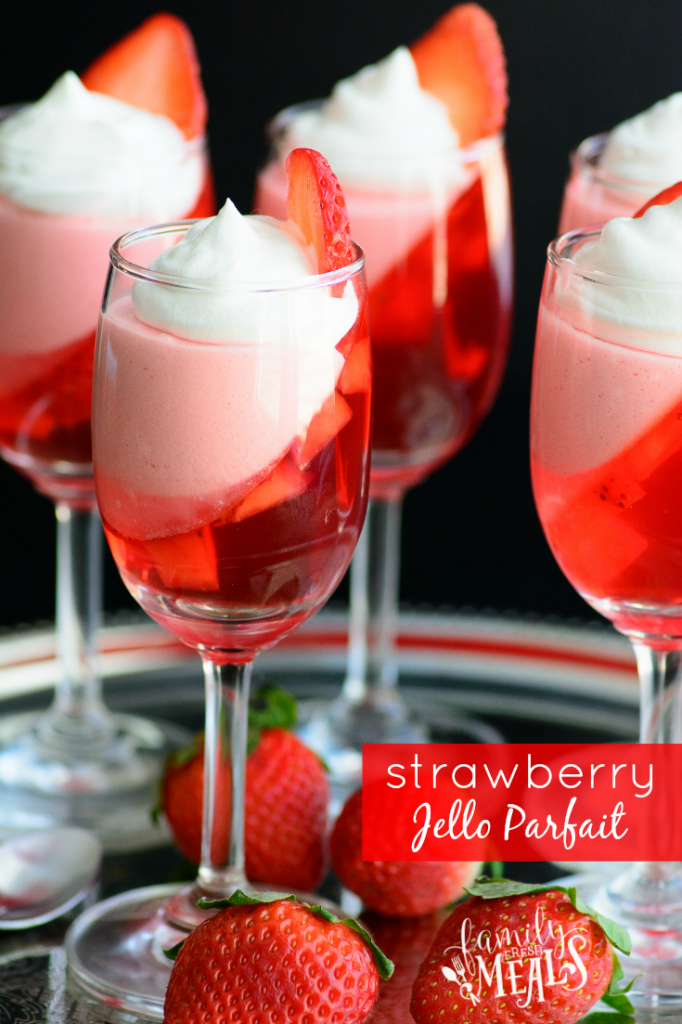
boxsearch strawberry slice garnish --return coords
[410,3,508,147]
[634,181,682,218]
[81,13,207,140]
[285,148,355,274]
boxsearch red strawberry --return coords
[81,13,208,140]
[286,148,355,274]
[411,4,508,147]
[164,891,392,1024]
[634,180,682,218]
[411,878,633,1024]
[161,687,328,891]
[330,789,480,917]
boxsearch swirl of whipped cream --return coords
[562,196,682,352]
[278,47,461,188]
[133,200,359,430]
[0,72,203,219]
[600,93,682,185]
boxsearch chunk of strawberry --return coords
[338,339,371,395]
[410,4,508,147]
[145,527,218,592]
[634,181,682,218]
[229,458,311,523]
[285,149,354,274]
[81,13,207,140]
[296,392,353,469]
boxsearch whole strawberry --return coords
[411,878,633,1024]
[330,789,480,916]
[164,890,393,1024]
[162,687,328,890]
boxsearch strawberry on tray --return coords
[161,686,328,892]
[331,789,481,917]
[411,877,635,1024]
[163,890,393,1024]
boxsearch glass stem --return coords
[343,496,403,704]
[615,643,682,900]
[197,658,252,897]
[36,500,113,755]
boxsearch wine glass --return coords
[64,220,371,1016]
[531,225,682,1004]
[256,111,513,760]
[0,104,213,848]
[559,132,664,233]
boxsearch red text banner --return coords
[362,743,682,861]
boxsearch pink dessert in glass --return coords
[559,93,682,234]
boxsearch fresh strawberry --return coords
[634,181,682,218]
[81,13,208,140]
[411,878,634,1024]
[161,687,328,891]
[286,149,355,274]
[229,457,311,523]
[330,789,480,917]
[362,910,450,1024]
[164,890,393,1024]
[410,4,508,147]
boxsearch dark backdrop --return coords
[1,0,680,629]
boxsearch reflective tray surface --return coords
[0,610,644,1022]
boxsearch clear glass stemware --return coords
[531,226,682,1005]
[0,105,213,847]
[256,114,513,767]
[65,221,371,1016]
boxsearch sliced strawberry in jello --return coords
[634,181,682,218]
[81,13,207,140]
[145,527,218,592]
[285,149,355,274]
[230,458,311,524]
[410,4,508,147]
[296,392,353,470]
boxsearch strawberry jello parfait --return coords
[256,4,512,750]
[559,93,682,233]
[66,151,370,1015]
[0,15,212,847]
[531,183,682,997]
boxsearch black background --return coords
[1,0,681,630]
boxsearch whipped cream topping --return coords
[133,200,359,430]
[0,72,203,219]
[278,47,461,188]
[601,93,682,185]
[562,196,682,351]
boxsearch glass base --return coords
[0,711,188,852]
[558,867,682,1005]
[65,881,344,1018]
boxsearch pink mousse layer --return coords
[532,307,682,480]
[558,171,653,234]
[256,161,471,289]
[94,297,304,541]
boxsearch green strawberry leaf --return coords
[594,953,637,1019]
[194,890,394,980]
[197,890,297,909]
[464,877,632,955]
[247,685,297,754]
[163,939,185,962]
[567,889,632,957]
